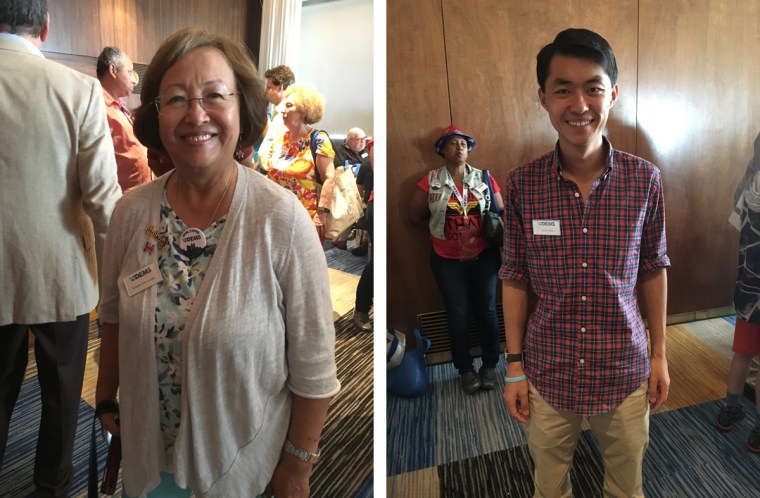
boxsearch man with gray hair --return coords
[334,127,372,199]
[97,46,151,191]
[0,1,121,495]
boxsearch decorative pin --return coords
[179,227,206,259]
[146,224,169,249]
[143,243,155,254]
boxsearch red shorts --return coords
[733,317,760,355]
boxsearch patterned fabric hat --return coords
[434,125,476,156]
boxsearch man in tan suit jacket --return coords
[0,1,121,496]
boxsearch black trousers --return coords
[355,200,374,312]
[0,313,89,497]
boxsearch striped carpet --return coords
[324,247,369,276]
[387,317,760,497]
[1,312,373,497]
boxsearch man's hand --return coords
[503,364,530,423]
[648,355,670,412]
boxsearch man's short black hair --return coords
[536,28,618,92]
[0,0,48,37]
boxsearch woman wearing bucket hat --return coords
[410,125,504,394]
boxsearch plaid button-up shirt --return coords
[499,138,670,415]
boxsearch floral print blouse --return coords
[154,188,226,467]
[264,129,335,217]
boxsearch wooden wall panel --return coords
[442,0,638,202]
[388,0,639,332]
[160,0,247,45]
[97,0,162,64]
[638,0,760,315]
[388,0,760,332]
[44,0,102,56]
[43,1,247,64]
[387,0,452,331]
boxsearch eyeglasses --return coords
[154,92,239,116]
[348,136,367,143]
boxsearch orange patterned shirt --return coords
[265,129,335,217]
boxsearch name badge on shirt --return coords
[532,219,561,236]
[361,152,369,158]
[124,261,162,297]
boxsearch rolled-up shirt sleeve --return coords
[638,168,671,275]
[499,172,529,282]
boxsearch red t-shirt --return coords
[417,171,500,260]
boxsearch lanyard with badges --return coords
[445,169,469,221]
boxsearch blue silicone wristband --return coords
[504,374,527,383]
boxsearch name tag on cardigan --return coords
[532,219,561,236]
[124,261,161,297]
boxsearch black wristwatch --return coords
[505,352,523,363]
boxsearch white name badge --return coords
[124,261,162,297]
[361,152,369,158]
[532,219,561,236]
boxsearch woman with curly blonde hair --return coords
[260,83,335,242]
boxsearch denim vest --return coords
[427,164,490,239]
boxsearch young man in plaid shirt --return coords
[500,28,670,497]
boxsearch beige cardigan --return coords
[99,165,340,496]
[0,34,121,325]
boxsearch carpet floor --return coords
[324,247,370,276]
[1,312,373,497]
[387,317,760,497]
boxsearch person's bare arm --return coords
[314,154,336,238]
[637,267,669,412]
[95,322,121,436]
[409,186,430,228]
[502,280,530,422]
[266,395,332,498]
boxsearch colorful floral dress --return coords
[154,187,226,467]
[265,129,335,218]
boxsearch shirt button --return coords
[582,262,588,268]
[581,295,587,302]
[579,359,585,364]
[580,327,586,333]
[582,227,588,234]
[574,192,580,198]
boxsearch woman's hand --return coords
[99,411,121,438]
[264,455,313,498]
[312,211,326,240]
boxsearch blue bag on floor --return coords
[387,328,430,397]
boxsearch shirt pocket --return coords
[525,226,567,291]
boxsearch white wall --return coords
[298,0,373,137]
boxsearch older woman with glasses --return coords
[95,28,339,498]
[259,83,335,243]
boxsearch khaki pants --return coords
[524,382,650,498]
